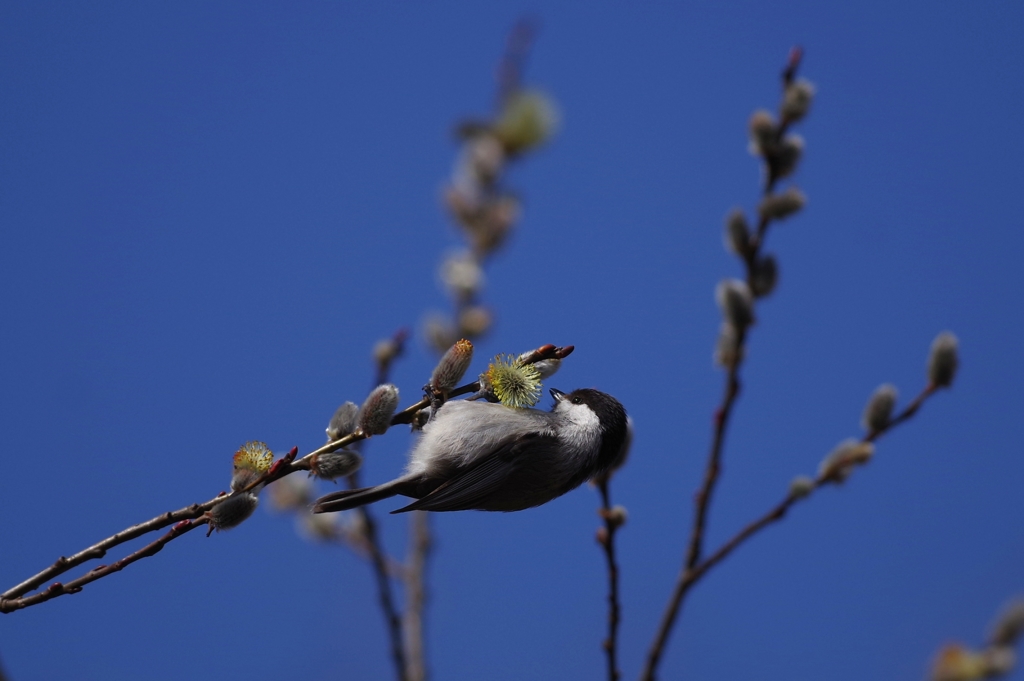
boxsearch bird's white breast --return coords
[405,401,556,476]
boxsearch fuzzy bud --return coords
[425,314,459,355]
[493,90,559,155]
[517,350,562,380]
[206,493,259,535]
[310,449,363,481]
[531,358,561,379]
[714,322,743,369]
[789,475,815,499]
[373,337,401,367]
[983,647,1016,676]
[932,644,990,681]
[818,439,875,483]
[991,599,1024,647]
[462,194,520,256]
[928,332,959,388]
[464,133,505,185]
[231,441,274,492]
[411,409,430,431]
[750,255,778,297]
[359,384,400,435]
[431,339,474,395]
[862,384,898,434]
[724,209,751,256]
[441,252,485,301]
[605,505,628,528]
[748,109,777,157]
[781,79,815,123]
[715,279,755,329]
[758,187,806,221]
[300,513,341,542]
[326,401,360,442]
[267,475,312,512]
[771,134,804,179]
[458,306,493,338]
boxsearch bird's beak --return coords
[549,388,566,402]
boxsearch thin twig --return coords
[1,519,205,612]
[683,353,743,570]
[354,496,408,681]
[639,384,941,681]
[496,17,537,107]
[320,525,407,579]
[596,480,622,681]
[403,511,432,681]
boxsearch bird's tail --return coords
[312,477,414,513]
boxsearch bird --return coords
[312,388,629,514]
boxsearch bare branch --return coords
[352,493,409,681]
[403,512,432,681]
[596,480,623,681]
[1,519,205,612]
[640,383,943,681]
[495,18,538,108]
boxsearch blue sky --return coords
[1,2,1023,680]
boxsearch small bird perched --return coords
[312,388,628,514]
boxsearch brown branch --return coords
[403,511,432,681]
[352,493,408,681]
[2,496,227,604]
[1,519,205,612]
[496,17,537,107]
[683,50,806,579]
[596,480,623,681]
[0,341,572,615]
[639,383,943,681]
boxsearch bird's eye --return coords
[571,396,582,405]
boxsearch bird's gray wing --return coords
[391,433,556,513]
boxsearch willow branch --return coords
[403,511,432,681]
[0,343,573,615]
[596,480,623,681]
[643,47,808,680]
[640,383,942,681]
[1,519,205,612]
[495,18,537,108]
[353,495,408,681]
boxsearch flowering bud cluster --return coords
[480,354,542,409]
[208,441,278,535]
[428,87,559,353]
[715,63,814,366]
